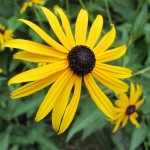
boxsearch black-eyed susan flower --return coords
[112,82,144,133]
[4,7,132,134]
[20,0,45,14]
[0,24,13,50]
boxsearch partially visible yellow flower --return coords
[0,24,13,50]
[4,7,132,134]
[20,0,45,14]
[0,68,2,73]
[112,82,144,132]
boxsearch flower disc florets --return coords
[0,28,5,34]
[68,45,96,76]
[126,105,135,115]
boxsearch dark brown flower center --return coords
[126,105,135,115]
[0,28,5,34]
[68,45,96,76]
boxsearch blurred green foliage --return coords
[0,0,150,150]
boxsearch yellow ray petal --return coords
[75,9,88,45]
[55,7,76,47]
[130,82,135,102]
[121,115,128,127]
[41,7,71,50]
[95,63,132,79]
[10,71,63,99]
[129,112,139,128]
[93,68,129,92]
[135,98,144,109]
[130,84,142,104]
[58,75,81,134]
[86,15,103,49]
[52,74,75,132]
[112,114,124,133]
[84,74,116,119]
[8,61,68,85]
[94,25,116,54]
[18,19,68,53]
[115,97,129,108]
[35,69,73,121]
[96,45,126,62]
[4,39,67,57]
[14,51,66,63]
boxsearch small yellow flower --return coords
[0,24,13,50]
[112,82,144,133]
[4,7,132,134]
[0,68,2,73]
[20,0,45,14]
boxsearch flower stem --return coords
[33,7,45,30]
[132,67,150,77]
[104,0,112,24]
[78,0,94,22]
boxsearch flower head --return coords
[20,0,45,14]
[0,68,2,73]
[4,7,132,134]
[0,24,13,50]
[112,82,144,132]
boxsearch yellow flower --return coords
[0,24,13,50]
[0,68,2,73]
[112,82,144,133]
[4,7,132,134]
[20,0,45,14]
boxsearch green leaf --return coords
[67,100,106,141]
[129,123,147,150]
[0,133,10,150]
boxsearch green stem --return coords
[105,0,112,24]
[127,0,143,48]
[66,0,70,18]
[78,0,94,22]
[132,67,150,77]
[33,7,45,30]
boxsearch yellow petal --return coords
[115,96,129,108]
[84,74,116,119]
[135,98,144,109]
[52,74,75,132]
[94,25,116,54]
[112,114,124,133]
[35,69,73,121]
[4,39,67,57]
[75,9,88,45]
[96,45,126,62]
[14,51,65,63]
[121,115,128,127]
[18,19,68,53]
[86,15,103,49]
[41,7,71,50]
[55,7,76,47]
[8,61,68,85]
[95,63,132,79]
[130,82,135,102]
[93,68,129,92]
[129,112,140,128]
[10,71,63,99]
[58,75,82,134]
[130,84,142,104]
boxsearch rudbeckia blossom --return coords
[20,0,45,14]
[112,82,144,132]
[0,24,13,50]
[4,7,132,134]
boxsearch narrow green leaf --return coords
[129,123,147,150]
